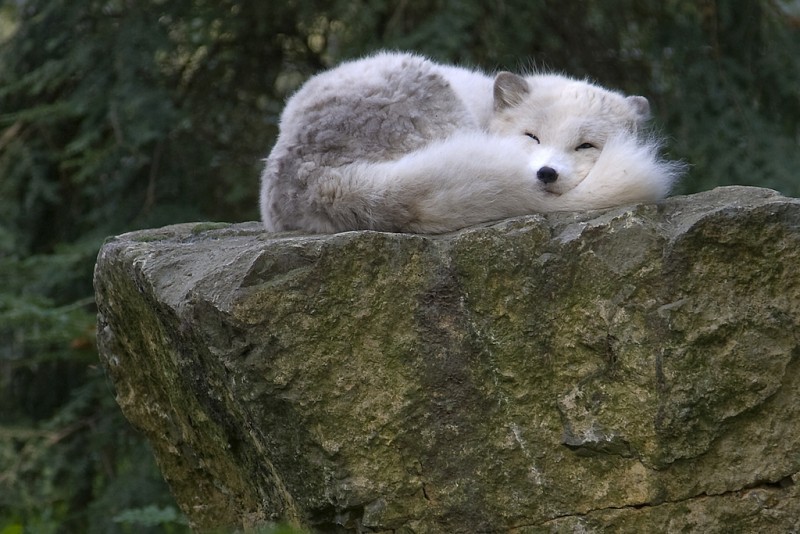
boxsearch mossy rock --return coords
[94,187,800,533]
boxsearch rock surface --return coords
[94,186,800,533]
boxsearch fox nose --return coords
[537,166,558,184]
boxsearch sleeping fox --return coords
[260,51,683,233]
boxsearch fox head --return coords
[489,72,652,195]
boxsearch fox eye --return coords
[576,142,596,150]
[525,133,540,143]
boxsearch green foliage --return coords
[112,505,187,530]
[0,0,798,531]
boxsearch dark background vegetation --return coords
[1,0,798,531]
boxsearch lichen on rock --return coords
[94,186,800,532]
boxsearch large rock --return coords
[94,186,800,533]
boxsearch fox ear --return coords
[627,95,651,123]
[494,72,530,111]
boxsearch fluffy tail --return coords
[280,132,554,233]
[262,133,684,234]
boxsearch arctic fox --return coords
[260,51,682,233]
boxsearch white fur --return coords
[260,52,683,233]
